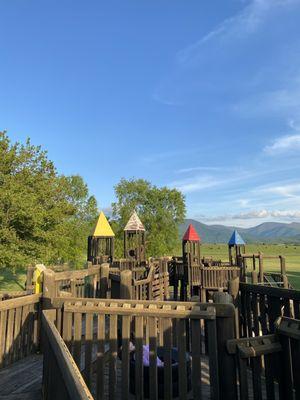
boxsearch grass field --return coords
[0,244,299,291]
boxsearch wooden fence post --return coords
[26,266,35,291]
[280,256,288,288]
[100,263,110,298]
[43,269,56,309]
[258,253,264,283]
[213,294,238,400]
[228,277,240,338]
[251,270,258,284]
[120,270,132,300]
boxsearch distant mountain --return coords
[179,219,300,243]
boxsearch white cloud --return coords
[260,182,300,197]
[233,209,300,219]
[169,176,221,193]
[176,166,224,174]
[200,209,300,222]
[264,134,300,155]
[177,0,299,66]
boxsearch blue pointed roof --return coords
[228,230,246,245]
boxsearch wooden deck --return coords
[0,354,42,399]
[0,351,277,400]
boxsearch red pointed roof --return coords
[182,224,201,242]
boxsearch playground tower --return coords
[87,211,115,264]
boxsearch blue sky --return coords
[1,0,300,227]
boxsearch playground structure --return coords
[228,230,246,266]
[0,210,298,400]
[1,261,300,400]
[35,212,292,302]
[87,211,115,264]
[123,211,146,265]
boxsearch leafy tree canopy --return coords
[0,131,98,269]
[111,178,186,257]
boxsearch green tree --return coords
[0,131,98,269]
[112,178,186,257]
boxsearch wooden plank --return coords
[109,313,117,400]
[134,304,144,400]
[96,311,105,400]
[149,304,158,400]
[279,335,293,400]
[163,305,172,400]
[264,353,275,400]
[13,307,22,363]
[293,300,300,319]
[191,316,202,400]
[121,304,131,400]
[5,308,15,365]
[290,338,300,400]
[73,311,82,368]
[84,307,93,388]
[177,306,187,400]
[206,318,220,400]
[259,294,268,335]
[42,310,93,400]
[251,293,260,336]
[26,303,34,356]
[20,305,29,359]
[62,311,72,350]
[251,357,262,400]
[238,354,249,400]
[0,294,41,311]
[0,311,7,368]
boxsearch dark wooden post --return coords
[213,294,238,400]
[228,277,240,338]
[258,253,264,283]
[99,263,110,298]
[120,270,132,300]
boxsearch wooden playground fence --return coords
[239,282,300,338]
[62,301,218,400]
[193,265,240,289]
[42,260,169,302]
[0,293,41,368]
[0,290,34,301]
[50,297,237,400]
[42,309,93,400]
[228,316,300,400]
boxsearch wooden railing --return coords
[43,265,103,299]
[109,262,169,301]
[42,309,93,400]
[0,290,34,300]
[58,299,220,399]
[111,259,146,270]
[200,266,241,289]
[227,316,300,400]
[0,293,41,368]
[51,297,236,400]
[239,282,300,338]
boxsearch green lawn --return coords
[1,243,299,292]
[0,268,27,292]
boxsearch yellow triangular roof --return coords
[91,211,115,237]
